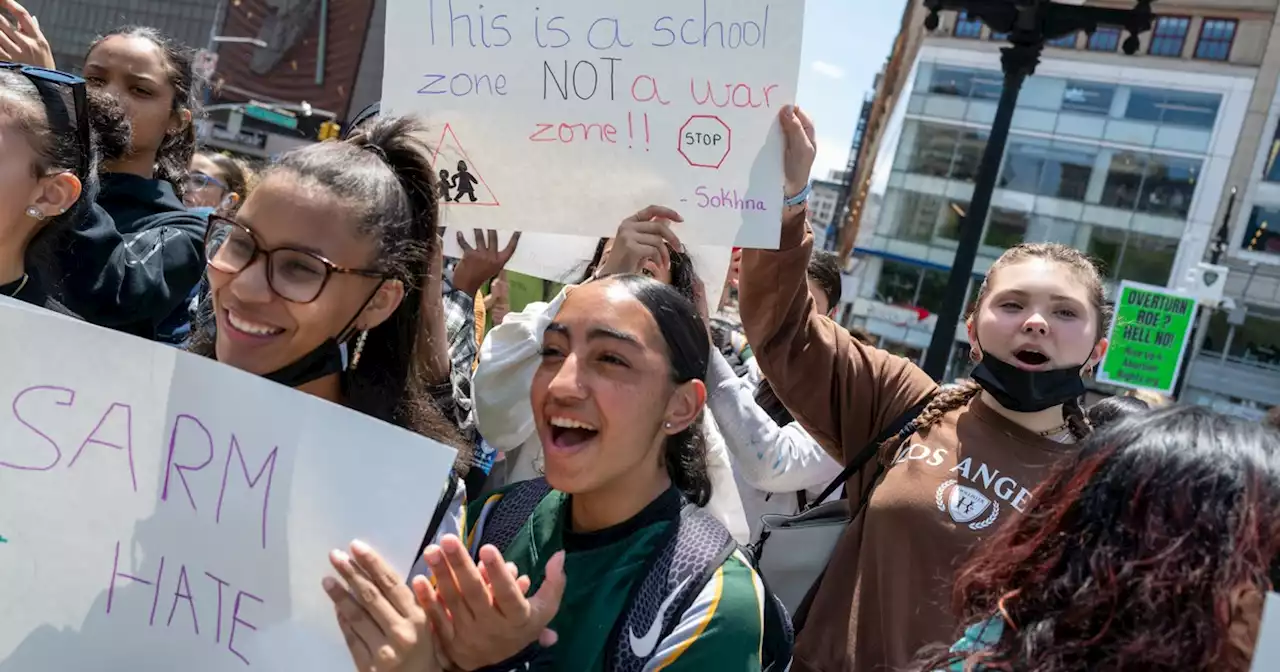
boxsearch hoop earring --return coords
[24,206,45,220]
[969,349,980,363]
[349,331,368,371]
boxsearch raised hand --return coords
[594,206,685,280]
[780,105,817,200]
[322,540,443,672]
[416,535,565,669]
[0,1,54,69]
[453,229,520,297]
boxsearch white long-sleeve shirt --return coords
[705,348,844,540]
[471,287,751,543]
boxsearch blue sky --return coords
[795,0,907,181]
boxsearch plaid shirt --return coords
[440,258,478,428]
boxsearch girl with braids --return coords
[186,115,470,572]
[323,275,774,672]
[472,209,751,542]
[6,18,209,339]
[737,106,1110,672]
[918,405,1280,671]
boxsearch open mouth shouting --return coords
[1011,347,1051,371]
[547,416,600,456]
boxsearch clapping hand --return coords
[0,1,54,69]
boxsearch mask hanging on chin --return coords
[970,350,1086,413]
[263,338,345,388]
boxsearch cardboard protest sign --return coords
[0,302,457,671]
[1097,281,1198,396]
[383,0,806,249]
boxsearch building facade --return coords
[811,174,846,252]
[841,3,1277,403]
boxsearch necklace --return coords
[1037,421,1070,437]
[5,274,28,297]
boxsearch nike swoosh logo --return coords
[629,575,691,659]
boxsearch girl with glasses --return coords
[185,114,471,576]
[185,150,254,214]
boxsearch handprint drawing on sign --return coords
[453,161,478,203]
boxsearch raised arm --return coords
[738,107,935,463]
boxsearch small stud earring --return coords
[664,422,672,429]
[349,330,368,370]
[24,206,44,220]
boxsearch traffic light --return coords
[318,120,342,142]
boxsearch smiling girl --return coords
[738,106,1111,672]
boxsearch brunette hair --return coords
[187,116,462,454]
[917,405,1280,671]
[808,250,843,307]
[0,70,107,283]
[88,26,199,196]
[877,244,1111,459]
[1086,394,1149,429]
[602,274,713,506]
[578,237,698,303]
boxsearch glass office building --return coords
[844,44,1252,376]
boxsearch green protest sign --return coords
[1098,281,1198,395]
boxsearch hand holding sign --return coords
[594,206,685,280]
[780,105,816,198]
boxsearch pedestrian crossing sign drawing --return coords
[429,123,500,207]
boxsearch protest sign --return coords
[383,0,806,249]
[1097,281,1198,395]
[0,302,458,671]
[1253,593,1280,671]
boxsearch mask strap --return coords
[336,279,386,345]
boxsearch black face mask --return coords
[970,350,1085,413]
[263,338,345,388]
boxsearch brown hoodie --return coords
[739,210,1076,671]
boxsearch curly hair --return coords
[915,405,1280,672]
[876,244,1111,459]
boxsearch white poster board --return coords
[383,0,806,249]
[0,302,458,671]
[1254,593,1280,670]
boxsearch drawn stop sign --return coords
[678,115,732,169]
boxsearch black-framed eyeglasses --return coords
[204,215,392,304]
[186,171,229,192]
[0,61,91,179]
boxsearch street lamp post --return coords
[918,0,1156,381]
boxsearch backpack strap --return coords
[475,478,554,553]
[607,503,735,672]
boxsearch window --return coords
[891,190,946,243]
[950,129,989,182]
[1088,27,1122,52]
[1061,81,1116,115]
[989,31,1009,41]
[934,200,968,242]
[1124,88,1221,128]
[1195,19,1237,61]
[955,11,983,39]
[874,259,923,305]
[1263,123,1280,182]
[1084,228,1179,284]
[1047,33,1078,48]
[926,67,1002,100]
[1101,151,1146,210]
[1148,16,1190,57]
[1140,155,1200,219]
[998,139,1096,201]
[983,209,1029,249]
[1242,207,1280,257]
[907,124,961,177]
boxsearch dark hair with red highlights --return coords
[917,405,1280,672]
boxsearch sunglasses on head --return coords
[0,61,91,180]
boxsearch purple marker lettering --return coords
[107,541,160,616]
[228,590,263,666]
[162,414,214,511]
[215,435,279,550]
[67,402,138,492]
[205,571,230,643]
[148,555,166,626]
[167,564,200,635]
[5,385,74,471]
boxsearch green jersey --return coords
[465,484,766,671]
